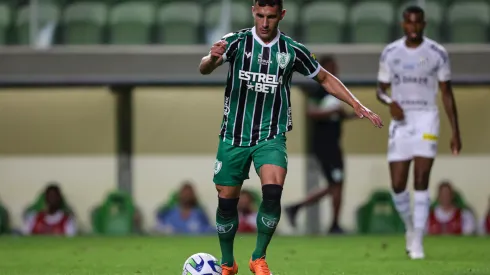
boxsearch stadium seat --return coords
[396,1,443,41]
[15,2,60,45]
[0,4,10,45]
[356,190,405,234]
[447,2,490,43]
[204,2,252,34]
[301,2,347,44]
[109,1,155,45]
[91,191,138,235]
[157,2,202,45]
[280,1,298,38]
[62,2,107,44]
[349,1,395,44]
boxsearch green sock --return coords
[216,197,239,267]
[252,185,283,260]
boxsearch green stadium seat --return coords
[157,2,202,45]
[280,1,298,38]
[349,1,395,44]
[62,2,107,44]
[205,2,251,33]
[91,190,139,235]
[356,190,405,234]
[447,2,490,43]
[301,2,347,44]
[0,4,10,45]
[109,1,155,45]
[15,3,60,45]
[396,1,443,41]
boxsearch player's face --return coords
[252,3,285,42]
[438,186,453,207]
[402,12,425,42]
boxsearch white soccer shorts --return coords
[387,110,440,162]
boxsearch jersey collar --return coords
[251,26,281,48]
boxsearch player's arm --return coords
[437,48,461,155]
[313,68,382,127]
[293,44,382,127]
[199,40,228,75]
[376,49,404,120]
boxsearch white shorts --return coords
[387,110,440,162]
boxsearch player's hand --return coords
[209,40,228,62]
[353,102,383,128]
[389,101,404,121]
[450,134,462,156]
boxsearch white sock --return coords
[392,190,413,232]
[413,190,430,240]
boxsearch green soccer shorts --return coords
[213,134,288,186]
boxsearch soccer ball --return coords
[182,253,222,275]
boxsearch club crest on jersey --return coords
[276,52,291,69]
[214,159,222,175]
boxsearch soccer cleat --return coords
[409,238,425,260]
[221,261,239,275]
[249,257,272,275]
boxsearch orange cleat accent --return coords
[249,257,272,275]
[221,261,239,275]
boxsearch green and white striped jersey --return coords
[219,27,321,147]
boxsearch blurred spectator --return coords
[237,189,258,233]
[478,196,490,235]
[427,181,476,235]
[0,198,10,235]
[22,184,76,236]
[155,181,214,235]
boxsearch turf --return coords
[0,235,488,275]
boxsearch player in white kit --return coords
[376,6,462,259]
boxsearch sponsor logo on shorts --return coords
[216,222,233,234]
[214,159,222,175]
[423,133,438,141]
[261,217,278,229]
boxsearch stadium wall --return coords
[0,87,489,233]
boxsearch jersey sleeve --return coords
[221,32,242,63]
[377,47,392,83]
[436,46,451,82]
[292,43,321,78]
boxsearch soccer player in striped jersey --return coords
[199,1,383,274]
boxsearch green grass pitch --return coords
[0,235,488,275]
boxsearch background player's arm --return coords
[437,48,461,154]
[376,82,393,105]
[376,50,404,120]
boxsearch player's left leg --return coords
[410,156,434,259]
[248,135,288,274]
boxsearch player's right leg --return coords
[213,139,253,275]
[387,121,414,254]
[389,160,413,253]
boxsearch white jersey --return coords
[377,37,451,112]
[378,37,451,161]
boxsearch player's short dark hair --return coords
[319,55,336,67]
[255,0,283,11]
[403,5,425,19]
